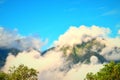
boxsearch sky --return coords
[0,0,120,50]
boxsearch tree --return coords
[0,71,9,80]
[0,64,38,80]
[85,61,120,80]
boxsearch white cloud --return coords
[54,25,110,47]
[1,25,120,80]
[2,49,63,73]
[62,64,103,80]
[0,27,42,50]
[90,56,99,64]
[1,48,104,80]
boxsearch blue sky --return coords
[0,0,120,50]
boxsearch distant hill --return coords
[42,38,120,69]
[0,48,20,68]
[1,38,120,71]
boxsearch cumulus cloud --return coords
[1,25,120,80]
[54,25,110,47]
[55,25,120,61]
[0,27,42,50]
[2,49,66,80]
[62,64,103,80]
[38,63,103,80]
[2,49,104,80]
[2,49,63,73]
[101,47,120,61]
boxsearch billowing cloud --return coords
[62,64,103,80]
[38,63,103,80]
[0,27,42,50]
[54,25,110,47]
[1,25,120,80]
[2,49,63,73]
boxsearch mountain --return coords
[41,47,55,55]
[43,38,120,66]
[0,48,20,68]
[1,37,120,71]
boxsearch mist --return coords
[0,25,120,80]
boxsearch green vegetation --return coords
[85,61,120,80]
[0,64,38,80]
[61,39,106,64]
[0,71,9,80]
